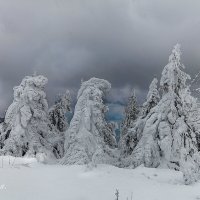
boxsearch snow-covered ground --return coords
[0,156,200,200]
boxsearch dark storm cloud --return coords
[0,0,200,115]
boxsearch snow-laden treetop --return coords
[77,77,111,99]
[13,75,48,102]
[5,75,48,126]
[160,44,190,95]
[16,75,47,90]
[168,43,182,65]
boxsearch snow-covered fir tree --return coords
[142,78,160,117]
[49,90,71,133]
[119,79,159,158]
[48,90,71,158]
[119,89,139,156]
[121,44,200,184]
[61,77,117,165]
[189,75,200,151]
[0,74,58,161]
[119,78,160,158]
[121,89,139,134]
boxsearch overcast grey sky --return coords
[0,0,200,117]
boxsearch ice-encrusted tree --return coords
[122,44,200,184]
[119,77,160,157]
[49,90,71,133]
[119,89,139,155]
[0,74,57,160]
[122,89,139,131]
[61,77,117,165]
[142,78,160,117]
[189,72,200,151]
[120,90,138,139]
[119,79,159,157]
[48,90,71,158]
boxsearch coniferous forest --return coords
[1,1,200,199]
[1,44,200,187]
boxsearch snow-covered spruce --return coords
[121,44,200,184]
[185,83,200,152]
[142,78,160,117]
[119,78,160,158]
[121,89,139,136]
[0,74,58,160]
[119,79,160,158]
[61,77,118,165]
[49,90,71,133]
[119,89,139,155]
[48,90,71,158]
